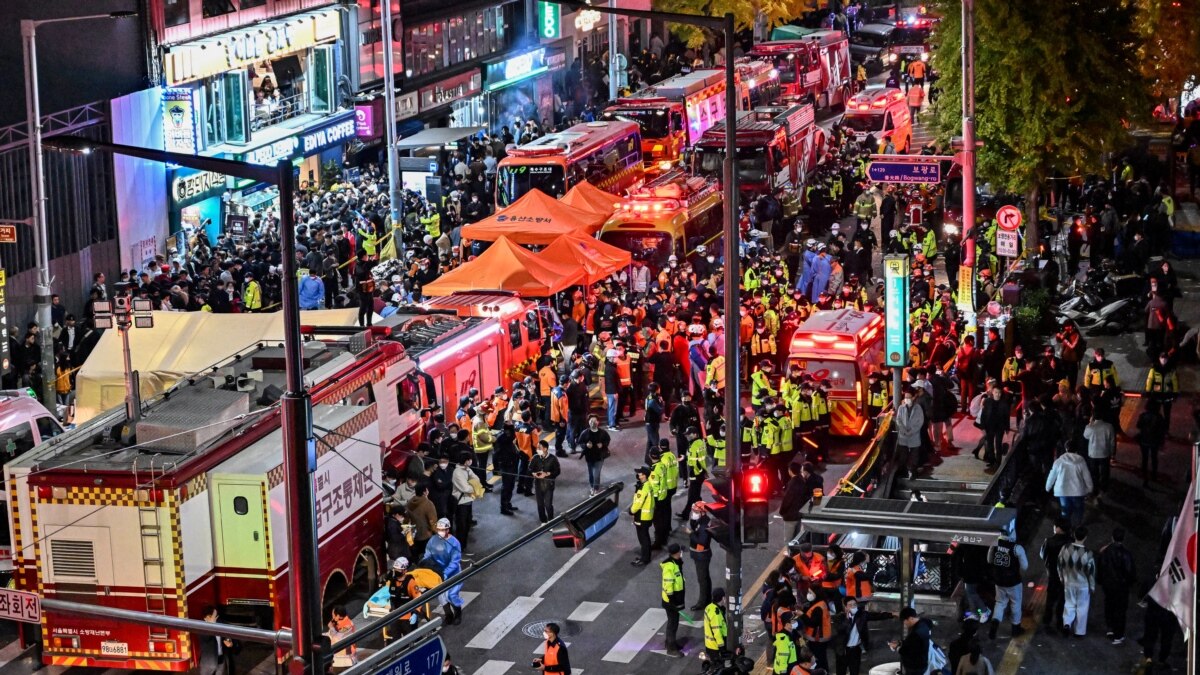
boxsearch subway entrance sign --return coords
[883,255,909,367]
[867,155,945,184]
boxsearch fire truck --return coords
[597,170,723,268]
[748,31,853,111]
[692,103,822,200]
[5,302,541,670]
[735,58,784,108]
[788,309,885,436]
[601,70,744,173]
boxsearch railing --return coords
[835,410,894,498]
[251,91,311,131]
[0,101,108,153]
[814,545,957,596]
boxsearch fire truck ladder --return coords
[137,466,170,639]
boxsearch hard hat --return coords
[711,318,724,329]
[392,557,409,571]
[696,244,707,253]
[436,518,452,531]
[668,254,679,262]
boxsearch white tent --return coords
[74,309,361,423]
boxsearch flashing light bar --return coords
[417,325,502,371]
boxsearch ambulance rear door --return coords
[791,355,867,436]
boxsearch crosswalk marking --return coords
[461,591,480,607]
[601,608,667,663]
[567,601,608,622]
[465,596,542,649]
[533,547,589,598]
[470,660,514,675]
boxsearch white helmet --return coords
[392,557,409,571]
[711,318,724,329]
[436,518,452,531]
[668,254,679,263]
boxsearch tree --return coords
[1134,0,1200,109]
[927,0,1150,251]
[651,0,813,48]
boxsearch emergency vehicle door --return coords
[214,481,269,570]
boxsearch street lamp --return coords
[43,134,325,675]
[22,10,137,409]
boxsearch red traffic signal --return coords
[743,469,769,499]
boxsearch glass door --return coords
[308,46,336,113]
[222,69,251,145]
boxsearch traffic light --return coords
[741,469,770,544]
[703,475,735,549]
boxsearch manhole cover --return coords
[522,619,582,638]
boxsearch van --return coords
[850,23,897,75]
[788,310,885,436]
[0,390,63,577]
[841,87,913,153]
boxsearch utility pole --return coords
[960,0,977,329]
[607,0,620,101]
[719,12,744,651]
[380,0,403,257]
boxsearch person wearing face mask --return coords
[422,518,463,625]
[429,456,455,521]
[893,386,924,479]
[771,600,801,674]
[1081,347,1118,393]
[532,622,571,674]
[687,501,714,610]
[529,440,561,523]
[801,588,833,670]
[578,415,611,495]
[660,543,686,657]
[831,596,894,675]
[629,466,656,566]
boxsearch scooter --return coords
[1057,295,1138,334]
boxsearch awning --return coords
[798,496,1017,546]
[393,126,486,150]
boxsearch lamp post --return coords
[960,0,977,328]
[43,134,324,675]
[22,11,136,411]
[380,0,404,256]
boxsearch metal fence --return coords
[813,545,957,596]
[0,102,117,277]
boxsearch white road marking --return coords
[532,546,589,598]
[601,607,667,663]
[465,596,542,650]
[470,660,514,675]
[567,601,608,622]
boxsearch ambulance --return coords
[598,170,723,268]
[0,389,63,579]
[841,87,913,153]
[788,309,885,436]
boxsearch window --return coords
[35,416,63,441]
[309,46,335,113]
[397,378,419,414]
[508,320,523,348]
[0,423,34,461]
[684,204,722,252]
[202,0,237,18]
[240,0,267,7]
[525,310,542,341]
[233,496,249,515]
[164,0,190,26]
[221,70,251,144]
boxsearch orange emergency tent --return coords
[538,232,632,285]
[420,236,585,297]
[460,189,607,245]
[560,180,619,218]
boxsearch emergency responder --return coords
[1082,348,1118,392]
[750,319,777,373]
[821,544,846,603]
[704,588,730,661]
[683,426,707,516]
[708,421,728,472]
[812,381,831,454]
[650,441,679,549]
[751,360,778,407]
[661,543,686,656]
[688,502,714,611]
[853,188,877,228]
[792,541,828,597]
[706,345,726,395]
[772,611,801,674]
[844,551,875,602]
[630,466,655,566]
[1002,345,1026,384]
[384,557,417,643]
[801,587,833,671]
[1144,352,1179,420]
[866,370,890,420]
[533,622,571,674]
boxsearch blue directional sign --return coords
[376,636,445,675]
[867,157,942,184]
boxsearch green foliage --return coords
[927,0,1150,198]
[1013,287,1052,340]
[651,0,814,48]
[1134,0,1200,102]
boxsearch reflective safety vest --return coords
[778,416,794,453]
[1083,359,1119,388]
[789,665,814,675]
[661,559,685,603]
[822,557,845,591]
[707,435,727,465]
[1002,357,1023,382]
[631,482,655,521]
[658,452,679,490]
[867,383,889,410]
[751,370,777,405]
[750,333,776,357]
[742,419,758,445]
[472,425,494,453]
[419,212,441,239]
[922,227,937,257]
[812,391,829,418]
[845,567,874,600]
[649,462,669,500]
[1145,367,1179,394]
[791,396,813,426]
[706,356,727,390]
[543,640,563,668]
[616,356,633,386]
[704,603,728,650]
[744,267,760,291]
[804,602,831,642]
[773,632,798,674]
[760,418,781,455]
[687,438,708,475]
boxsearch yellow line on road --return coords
[997,581,1046,675]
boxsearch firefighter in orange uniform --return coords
[844,551,874,602]
[801,589,832,671]
[533,622,572,673]
[820,543,846,603]
[791,542,828,597]
[327,605,358,668]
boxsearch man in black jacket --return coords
[565,370,591,453]
[669,393,700,487]
[529,441,561,523]
[978,383,1011,468]
[780,462,823,538]
[1097,527,1136,644]
[890,608,930,675]
[832,596,894,675]
[1040,518,1072,625]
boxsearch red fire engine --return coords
[734,58,784,108]
[6,300,541,671]
[748,31,853,111]
[692,104,823,200]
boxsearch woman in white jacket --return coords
[1045,447,1093,528]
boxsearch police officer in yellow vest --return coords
[661,543,686,656]
[866,370,890,419]
[708,421,727,469]
[1145,352,1179,419]
[630,466,655,566]
[751,361,778,406]
[706,348,726,394]
[773,619,800,674]
[703,588,730,660]
[684,426,707,515]
[419,208,441,239]
[1082,347,1119,391]
[744,265,760,292]
[649,444,676,549]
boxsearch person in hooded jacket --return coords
[1045,446,1093,528]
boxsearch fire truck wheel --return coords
[322,571,350,620]
[353,549,380,592]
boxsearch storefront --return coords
[484,47,554,134]
[159,7,344,154]
[419,69,486,128]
